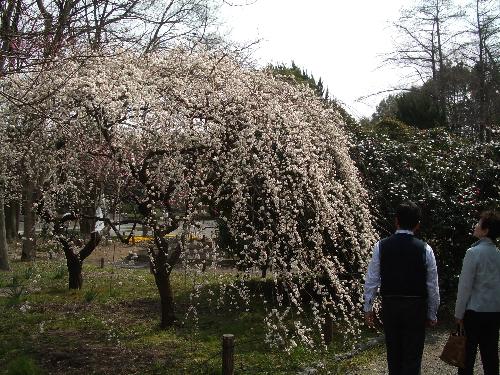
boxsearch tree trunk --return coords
[0,193,11,271]
[60,231,101,290]
[15,200,20,238]
[153,250,176,328]
[67,251,83,289]
[435,8,448,127]
[21,178,36,260]
[79,206,95,240]
[157,274,175,328]
[475,0,487,141]
[5,202,15,241]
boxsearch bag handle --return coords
[455,324,465,337]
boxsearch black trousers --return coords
[458,310,500,375]
[382,297,427,375]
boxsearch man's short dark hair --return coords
[396,201,422,230]
[480,210,500,240]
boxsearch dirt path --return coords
[351,328,490,375]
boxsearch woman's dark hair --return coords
[396,201,422,230]
[480,210,500,240]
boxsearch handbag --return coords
[439,325,466,368]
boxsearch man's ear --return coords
[414,222,421,232]
[395,217,400,229]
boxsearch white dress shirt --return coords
[363,230,440,321]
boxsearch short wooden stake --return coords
[100,257,105,269]
[222,334,234,375]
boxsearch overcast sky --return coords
[220,0,410,119]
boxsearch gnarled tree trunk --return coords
[60,231,102,289]
[155,266,176,328]
[151,238,180,328]
[67,250,83,289]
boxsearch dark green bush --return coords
[6,355,42,375]
[350,121,500,298]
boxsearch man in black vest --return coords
[363,201,440,375]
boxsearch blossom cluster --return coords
[1,48,377,347]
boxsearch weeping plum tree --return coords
[207,62,378,344]
[3,49,376,344]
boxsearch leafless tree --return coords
[1,0,221,74]
[387,0,465,125]
[464,0,500,140]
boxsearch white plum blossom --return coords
[2,48,377,347]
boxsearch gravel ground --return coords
[351,328,492,375]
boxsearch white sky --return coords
[220,0,410,119]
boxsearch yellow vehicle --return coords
[130,233,202,244]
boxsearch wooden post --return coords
[100,257,104,269]
[222,334,234,375]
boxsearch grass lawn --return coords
[0,246,381,375]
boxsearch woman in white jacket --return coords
[455,210,500,375]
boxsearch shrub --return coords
[6,355,41,375]
[349,120,500,297]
